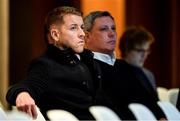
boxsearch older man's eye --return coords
[112,26,116,31]
[99,27,108,31]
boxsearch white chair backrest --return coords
[6,110,32,121]
[11,106,46,121]
[168,88,179,106]
[0,107,7,120]
[34,107,46,121]
[47,109,79,121]
[89,106,121,121]
[157,87,169,101]
[157,101,180,120]
[128,103,156,121]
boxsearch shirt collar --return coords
[93,52,116,65]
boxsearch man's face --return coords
[55,14,85,53]
[126,42,151,67]
[86,16,117,54]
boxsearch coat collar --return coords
[46,44,94,65]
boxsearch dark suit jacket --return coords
[105,59,165,120]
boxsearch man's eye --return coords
[112,27,116,31]
[99,27,108,31]
[70,26,76,30]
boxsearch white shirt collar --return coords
[93,52,116,65]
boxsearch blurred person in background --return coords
[109,26,166,120]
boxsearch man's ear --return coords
[50,28,60,42]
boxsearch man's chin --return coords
[134,62,144,67]
[139,63,144,67]
[74,48,84,53]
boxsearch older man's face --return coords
[86,16,117,54]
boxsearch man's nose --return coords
[79,28,85,39]
[108,29,116,37]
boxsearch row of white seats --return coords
[129,101,180,121]
[157,87,179,106]
[47,101,180,121]
[0,101,179,121]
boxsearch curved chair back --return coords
[89,106,121,121]
[0,107,7,120]
[34,107,46,121]
[157,101,180,120]
[168,88,179,106]
[157,87,168,101]
[47,109,79,121]
[10,106,46,121]
[6,110,32,121]
[128,103,156,121]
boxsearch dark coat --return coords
[101,59,166,120]
[6,45,108,120]
[93,59,126,119]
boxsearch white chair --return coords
[157,87,169,101]
[6,110,33,121]
[0,107,7,120]
[168,88,179,106]
[128,103,156,121]
[157,101,180,120]
[10,106,46,121]
[34,107,46,121]
[47,109,79,121]
[89,106,121,121]
[11,106,46,121]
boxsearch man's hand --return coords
[16,92,38,119]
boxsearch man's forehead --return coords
[93,18,115,27]
[63,14,82,22]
